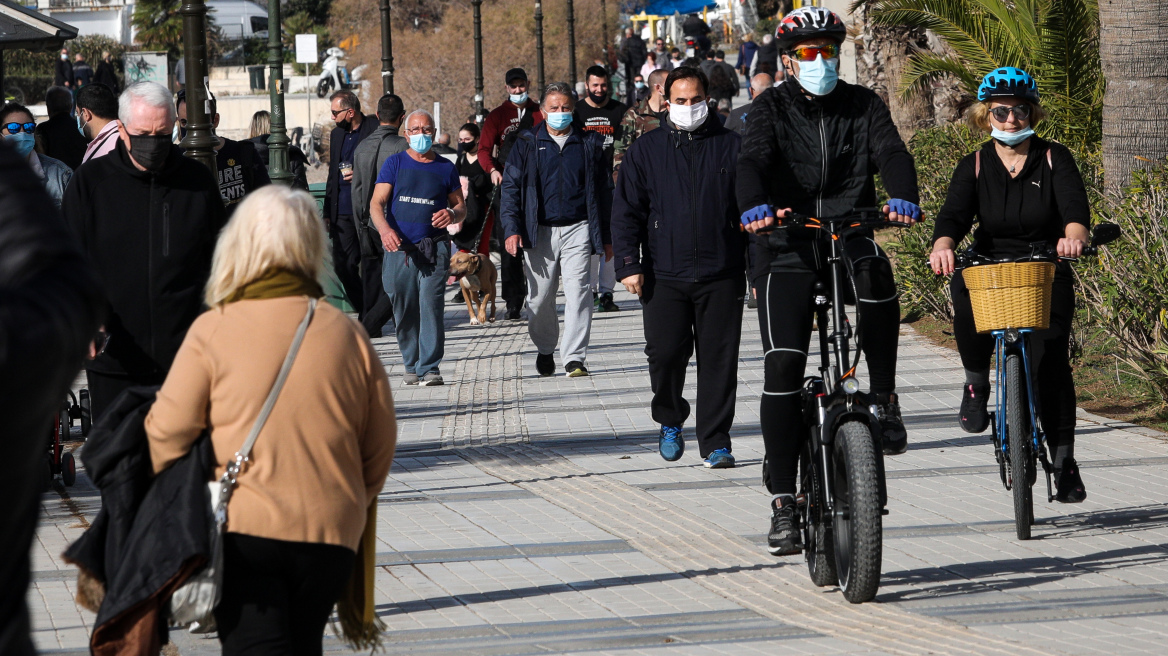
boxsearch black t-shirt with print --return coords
[574,98,628,172]
[215,138,271,215]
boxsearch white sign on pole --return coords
[295,34,318,64]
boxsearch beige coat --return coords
[145,296,396,552]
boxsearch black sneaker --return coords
[767,496,803,556]
[873,392,907,455]
[959,383,991,433]
[536,353,555,377]
[1054,460,1087,503]
[597,292,620,312]
[504,307,522,321]
[565,361,590,377]
[451,289,465,303]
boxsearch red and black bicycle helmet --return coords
[775,6,847,51]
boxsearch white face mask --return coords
[668,101,708,132]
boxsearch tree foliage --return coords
[857,0,1103,151]
[132,0,185,58]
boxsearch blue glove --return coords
[887,198,921,221]
[740,204,772,227]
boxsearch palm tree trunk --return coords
[1100,2,1168,192]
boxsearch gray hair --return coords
[118,82,176,125]
[762,34,774,45]
[404,109,435,128]
[543,82,575,105]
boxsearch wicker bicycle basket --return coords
[961,262,1055,333]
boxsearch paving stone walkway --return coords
[30,287,1168,655]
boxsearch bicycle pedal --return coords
[881,508,889,516]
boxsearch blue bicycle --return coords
[955,223,1119,540]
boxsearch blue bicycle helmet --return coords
[977,67,1039,103]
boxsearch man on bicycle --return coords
[736,6,921,556]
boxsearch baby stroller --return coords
[47,389,91,487]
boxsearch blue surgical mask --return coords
[991,126,1035,147]
[509,92,529,105]
[5,131,35,158]
[635,81,646,89]
[545,112,573,130]
[795,54,839,97]
[409,133,433,154]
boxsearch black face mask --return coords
[336,118,352,131]
[457,140,477,155]
[588,91,608,106]
[128,134,172,172]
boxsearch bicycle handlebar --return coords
[755,208,913,234]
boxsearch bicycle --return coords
[954,223,1120,540]
[758,207,907,603]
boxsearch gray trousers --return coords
[524,222,594,363]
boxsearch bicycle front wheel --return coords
[832,420,883,603]
[1006,354,1034,540]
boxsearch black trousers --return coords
[757,238,901,495]
[491,196,526,311]
[642,277,744,456]
[86,369,165,426]
[331,214,365,315]
[360,250,395,336]
[951,267,1077,464]
[215,533,355,656]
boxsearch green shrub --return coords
[1077,162,1168,401]
[886,123,985,321]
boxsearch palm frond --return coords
[897,49,981,98]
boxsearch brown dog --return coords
[449,251,498,325]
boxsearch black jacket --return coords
[932,137,1090,258]
[54,58,73,87]
[612,113,745,283]
[36,114,87,170]
[0,141,102,656]
[63,388,214,654]
[95,60,119,91]
[620,34,648,70]
[248,134,309,190]
[324,116,378,221]
[737,80,919,277]
[63,140,226,377]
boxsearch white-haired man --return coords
[369,109,466,386]
[62,81,226,421]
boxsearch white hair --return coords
[118,81,176,125]
[404,109,435,128]
[762,34,774,45]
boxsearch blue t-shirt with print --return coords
[375,151,460,245]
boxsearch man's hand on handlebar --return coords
[929,237,957,275]
[740,204,787,234]
[883,199,922,225]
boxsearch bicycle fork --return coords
[992,331,1056,502]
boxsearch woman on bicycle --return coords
[928,67,1091,503]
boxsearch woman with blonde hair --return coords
[145,185,397,653]
[929,67,1091,502]
[247,109,310,189]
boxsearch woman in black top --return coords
[454,122,492,253]
[929,68,1091,502]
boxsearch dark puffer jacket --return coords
[63,140,226,378]
[611,112,745,283]
[736,80,919,278]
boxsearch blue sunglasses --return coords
[4,122,36,134]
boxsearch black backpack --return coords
[497,109,536,168]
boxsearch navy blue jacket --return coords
[500,122,611,254]
[611,113,746,282]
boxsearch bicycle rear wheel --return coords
[1006,354,1034,540]
[832,420,882,603]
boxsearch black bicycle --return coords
[759,208,906,603]
[954,223,1120,540]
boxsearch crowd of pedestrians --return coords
[0,7,1109,653]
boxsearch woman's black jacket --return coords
[611,112,746,283]
[931,137,1091,258]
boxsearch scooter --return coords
[316,47,359,98]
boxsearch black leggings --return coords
[757,238,901,495]
[951,268,1077,466]
[215,533,355,656]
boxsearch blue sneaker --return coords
[659,426,684,462]
[703,448,736,469]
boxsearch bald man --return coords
[724,73,775,136]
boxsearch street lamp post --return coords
[534,0,545,92]
[380,0,394,94]
[266,0,291,185]
[472,0,484,122]
[566,0,577,87]
[179,0,217,175]
[600,0,609,69]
